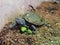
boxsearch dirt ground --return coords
[0,2,60,45]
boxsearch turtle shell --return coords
[23,11,45,26]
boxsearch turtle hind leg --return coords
[29,25,37,34]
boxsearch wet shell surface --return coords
[23,11,45,26]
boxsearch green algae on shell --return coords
[23,11,46,26]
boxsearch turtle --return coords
[22,11,46,26]
[8,5,46,34]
